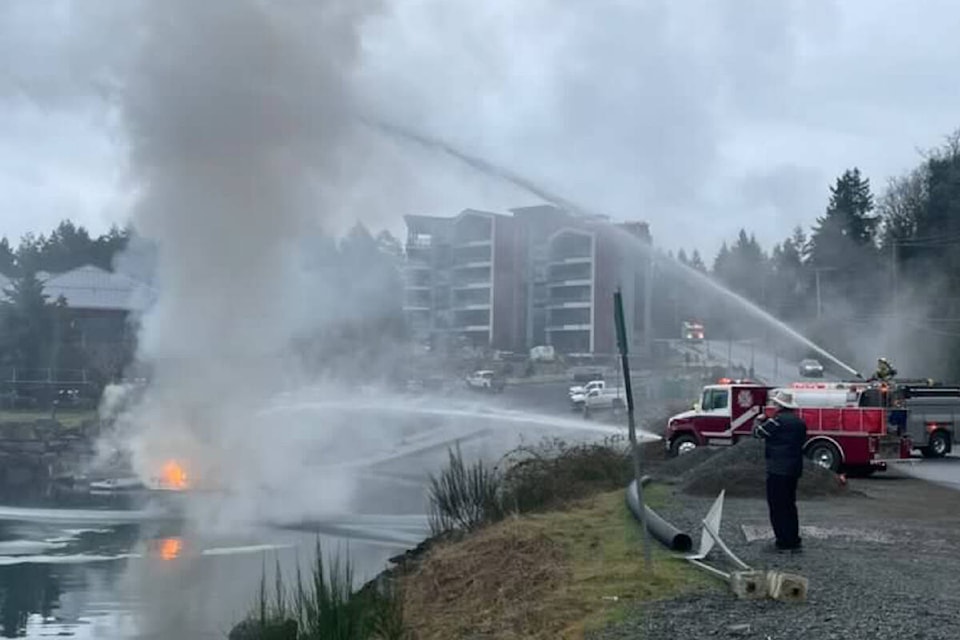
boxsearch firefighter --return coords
[875,357,897,381]
[753,389,807,553]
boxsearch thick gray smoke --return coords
[110,0,385,525]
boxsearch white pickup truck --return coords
[570,380,624,411]
[570,379,606,408]
[582,387,625,412]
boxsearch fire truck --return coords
[664,379,909,473]
[858,379,960,458]
[681,321,705,342]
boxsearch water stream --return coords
[373,120,863,379]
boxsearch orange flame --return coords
[159,537,182,561]
[160,460,189,490]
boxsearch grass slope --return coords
[400,488,707,639]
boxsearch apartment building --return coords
[403,209,525,352]
[403,206,650,356]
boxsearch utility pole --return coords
[815,269,822,320]
[642,253,654,356]
[615,289,652,571]
[813,267,837,320]
[891,240,898,358]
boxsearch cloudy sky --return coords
[1,0,959,260]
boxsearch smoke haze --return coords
[111,0,391,526]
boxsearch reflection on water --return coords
[0,563,59,638]
[0,390,609,637]
[0,479,426,639]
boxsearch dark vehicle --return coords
[863,380,960,458]
[798,359,824,378]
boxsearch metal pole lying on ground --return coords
[614,289,652,571]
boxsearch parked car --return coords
[465,370,505,392]
[798,359,824,378]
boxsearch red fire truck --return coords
[664,379,908,473]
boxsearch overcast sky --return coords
[1,0,959,260]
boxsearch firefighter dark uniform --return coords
[875,358,897,381]
[753,390,807,552]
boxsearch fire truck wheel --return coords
[670,434,698,457]
[928,431,950,458]
[806,440,841,472]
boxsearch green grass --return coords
[236,542,411,640]
[534,490,710,635]
[0,409,97,429]
[400,490,708,640]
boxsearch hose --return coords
[625,479,693,552]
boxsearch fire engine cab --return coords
[681,321,705,342]
[665,379,906,473]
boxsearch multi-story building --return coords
[402,205,651,356]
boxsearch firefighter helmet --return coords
[770,389,799,410]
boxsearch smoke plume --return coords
[112,0,386,525]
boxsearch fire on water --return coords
[156,460,189,491]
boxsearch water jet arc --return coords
[373,119,862,379]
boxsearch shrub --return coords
[500,436,633,513]
[427,445,504,535]
[231,543,410,640]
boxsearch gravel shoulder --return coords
[594,463,960,640]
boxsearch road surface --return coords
[894,453,960,490]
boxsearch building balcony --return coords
[546,324,593,332]
[403,305,431,312]
[548,256,593,266]
[451,302,491,311]
[454,324,491,332]
[451,282,492,291]
[547,279,593,288]
[404,283,431,291]
[402,262,431,272]
[451,260,492,270]
[453,239,492,249]
[546,301,592,309]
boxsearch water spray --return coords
[372,119,863,379]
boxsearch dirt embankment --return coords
[654,438,847,499]
[386,490,704,640]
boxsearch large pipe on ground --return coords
[626,479,693,552]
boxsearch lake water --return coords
[0,478,430,639]
[0,385,618,638]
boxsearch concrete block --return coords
[730,571,767,599]
[766,570,808,603]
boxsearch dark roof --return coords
[41,265,156,312]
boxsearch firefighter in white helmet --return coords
[753,389,807,553]
[874,357,897,382]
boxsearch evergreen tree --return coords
[41,220,95,273]
[0,272,54,369]
[14,233,45,275]
[0,238,14,276]
[676,248,689,265]
[808,169,879,311]
[689,250,707,272]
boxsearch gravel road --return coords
[594,470,960,640]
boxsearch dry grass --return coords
[400,488,705,640]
